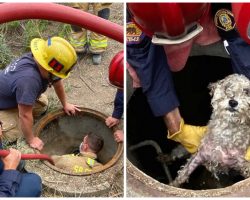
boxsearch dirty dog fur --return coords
[171,74,250,187]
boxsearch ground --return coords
[1,3,124,197]
[45,3,124,197]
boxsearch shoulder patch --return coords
[126,22,145,45]
[214,9,235,32]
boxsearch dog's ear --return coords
[208,82,216,96]
[208,79,223,96]
[208,79,225,96]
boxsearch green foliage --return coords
[0,35,14,69]
[22,20,49,51]
[0,21,20,35]
[0,19,72,69]
[58,23,72,38]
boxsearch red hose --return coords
[0,150,55,165]
[0,3,123,43]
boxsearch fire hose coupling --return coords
[0,149,55,165]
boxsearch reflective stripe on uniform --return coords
[86,158,95,167]
[89,39,108,48]
[69,37,87,48]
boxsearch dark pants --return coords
[0,142,42,197]
[15,173,42,197]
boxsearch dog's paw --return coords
[169,180,181,188]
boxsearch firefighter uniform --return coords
[127,3,250,118]
[67,3,112,54]
[127,3,250,154]
[52,152,102,173]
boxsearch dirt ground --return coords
[46,3,123,116]
[45,3,124,197]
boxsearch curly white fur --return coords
[171,74,250,187]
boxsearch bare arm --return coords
[163,107,182,136]
[18,104,44,150]
[53,80,67,107]
[18,104,34,142]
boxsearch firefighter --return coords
[127,3,250,158]
[67,3,112,65]
[0,36,80,151]
[105,51,124,143]
[0,127,41,197]
[52,132,104,173]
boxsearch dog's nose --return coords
[229,99,238,108]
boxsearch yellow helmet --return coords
[30,37,77,79]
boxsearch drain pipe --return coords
[0,3,123,43]
[0,149,55,165]
[129,140,173,183]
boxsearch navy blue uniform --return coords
[126,5,250,117]
[0,143,41,197]
[112,89,124,119]
[0,53,48,109]
[127,27,179,117]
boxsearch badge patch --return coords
[214,9,235,31]
[126,22,145,44]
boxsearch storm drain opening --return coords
[18,107,123,197]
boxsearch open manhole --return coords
[127,55,250,197]
[19,107,123,197]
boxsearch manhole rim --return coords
[127,159,250,197]
[34,107,123,176]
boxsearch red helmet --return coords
[109,51,124,89]
[232,3,250,44]
[128,3,210,44]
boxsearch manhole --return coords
[18,107,123,197]
[127,84,250,197]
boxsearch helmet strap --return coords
[48,73,60,87]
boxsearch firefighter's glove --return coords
[167,118,207,154]
[244,147,250,161]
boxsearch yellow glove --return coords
[167,118,207,154]
[168,119,250,160]
[245,147,250,161]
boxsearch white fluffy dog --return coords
[171,74,250,187]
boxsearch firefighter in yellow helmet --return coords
[67,3,112,65]
[0,36,80,151]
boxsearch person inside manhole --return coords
[127,3,250,188]
[51,132,104,173]
[105,51,124,143]
[0,36,81,151]
[0,121,42,197]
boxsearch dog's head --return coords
[209,74,250,123]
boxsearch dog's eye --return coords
[225,88,234,97]
[243,88,250,96]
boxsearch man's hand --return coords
[114,130,124,143]
[28,137,44,151]
[105,116,120,128]
[63,103,81,115]
[2,148,21,170]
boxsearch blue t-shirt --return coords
[0,53,48,109]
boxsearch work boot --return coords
[92,54,102,65]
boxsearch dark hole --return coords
[127,56,245,189]
[39,113,117,165]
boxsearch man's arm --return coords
[18,104,44,150]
